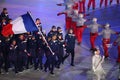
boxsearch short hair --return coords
[8,18,12,21]
[36,18,40,21]
[68,28,73,33]
[3,8,7,11]
[52,34,57,38]
[52,25,56,29]
[57,27,61,30]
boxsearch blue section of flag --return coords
[21,12,39,32]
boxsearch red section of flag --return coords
[1,24,14,37]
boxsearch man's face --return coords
[12,41,16,45]
[92,18,97,23]
[105,24,110,29]
[69,29,73,34]
[58,29,62,32]
[27,32,30,35]
[52,28,57,31]
[2,19,6,23]
[19,35,24,40]
[52,36,57,40]
[36,20,40,24]
[9,20,12,23]
[95,49,100,55]
[79,14,83,18]
[58,36,62,39]
[3,10,7,14]
[32,37,35,40]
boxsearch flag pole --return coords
[27,11,54,55]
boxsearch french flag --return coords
[2,12,39,37]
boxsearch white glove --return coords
[52,52,55,55]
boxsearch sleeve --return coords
[111,30,117,34]
[87,24,91,28]
[65,34,68,41]
[98,30,104,35]
[100,56,105,64]
[98,24,103,28]
[115,37,120,43]
[92,56,96,72]
[47,32,50,38]
[61,3,66,6]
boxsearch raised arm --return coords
[87,24,92,28]
[114,36,120,46]
[111,29,119,35]
[98,24,105,28]
[98,30,104,36]
[57,11,66,16]
[57,3,66,6]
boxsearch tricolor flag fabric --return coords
[2,12,39,37]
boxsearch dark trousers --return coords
[26,56,32,69]
[18,52,28,71]
[9,56,18,73]
[36,49,44,70]
[0,56,4,73]
[44,55,50,71]
[44,54,56,73]
[63,48,75,65]
[56,53,63,68]
[27,49,36,69]
[3,56,9,72]
[57,55,62,67]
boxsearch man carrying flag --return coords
[1,12,39,37]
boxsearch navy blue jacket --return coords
[49,40,59,55]
[9,44,18,58]
[58,40,65,55]
[17,40,27,52]
[27,38,37,50]
[65,33,76,50]
[47,31,57,40]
